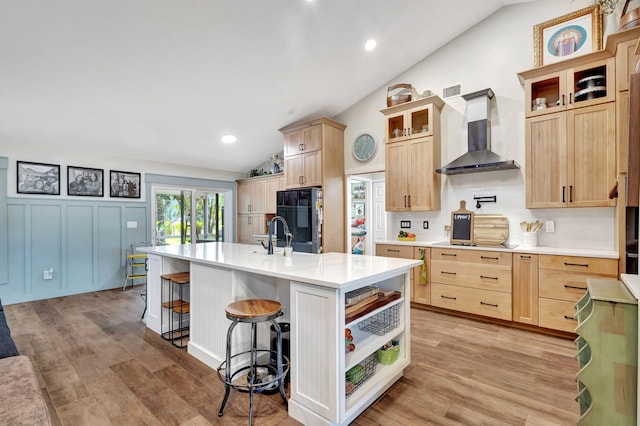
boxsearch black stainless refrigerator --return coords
[276,187,323,253]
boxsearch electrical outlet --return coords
[400,221,411,229]
[43,268,53,280]
[423,221,429,229]
[545,220,555,233]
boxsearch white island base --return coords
[141,243,420,426]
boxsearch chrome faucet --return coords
[267,216,292,255]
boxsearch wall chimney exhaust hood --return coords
[436,88,519,175]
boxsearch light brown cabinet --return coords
[525,102,616,208]
[237,179,266,214]
[413,247,430,305]
[523,58,615,118]
[430,248,512,321]
[279,117,346,253]
[237,214,267,244]
[283,124,322,157]
[385,137,440,211]
[520,55,617,209]
[512,253,539,325]
[375,244,431,306]
[382,99,441,143]
[538,254,618,333]
[236,174,284,244]
[381,96,443,212]
[264,174,284,214]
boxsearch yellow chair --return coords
[123,242,150,317]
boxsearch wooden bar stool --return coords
[160,272,190,349]
[217,299,289,425]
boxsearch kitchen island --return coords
[140,242,421,426]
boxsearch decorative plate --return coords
[353,133,377,162]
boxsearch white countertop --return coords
[375,240,619,259]
[141,242,422,290]
[622,274,640,300]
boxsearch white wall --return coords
[337,0,616,250]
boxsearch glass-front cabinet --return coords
[524,57,615,118]
[382,96,443,143]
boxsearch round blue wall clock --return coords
[353,133,377,162]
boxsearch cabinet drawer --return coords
[539,298,578,333]
[539,269,615,302]
[431,259,511,292]
[376,244,413,259]
[431,248,512,266]
[431,283,512,321]
[539,255,618,275]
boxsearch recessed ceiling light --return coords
[364,39,377,51]
[221,134,237,144]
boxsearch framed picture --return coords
[533,5,603,67]
[17,161,60,195]
[67,166,104,197]
[353,202,365,217]
[110,170,141,198]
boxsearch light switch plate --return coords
[423,221,429,229]
[400,221,411,229]
[545,220,555,233]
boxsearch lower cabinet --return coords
[374,244,620,334]
[512,254,539,325]
[375,244,430,306]
[538,255,618,333]
[430,248,512,320]
[574,279,637,425]
[237,214,267,244]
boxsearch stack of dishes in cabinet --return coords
[575,75,606,102]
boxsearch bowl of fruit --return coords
[397,230,416,241]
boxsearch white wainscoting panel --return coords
[291,281,339,422]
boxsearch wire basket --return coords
[357,303,400,336]
[345,352,377,398]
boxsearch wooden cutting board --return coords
[345,291,401,324]
[473,214,509,246]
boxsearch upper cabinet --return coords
[523,58,615,118]
[279,117,346,190]
[519,53,617,209]
[283,124,322,157]
[382,98,443,143]
[279,117,346,253]
[381,96,444,212]
[237,179,266,214]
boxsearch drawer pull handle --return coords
[564,262,589,267]
[564,315,577,321]
[480,301,498,307]
[480,275,498,280]
[441,295,457,300]
[564,284,587,291]
[480,256,499,260]
[388,249,400,253]
[441,271,456,275]
[520,255,531,259]
[442,253,457,257]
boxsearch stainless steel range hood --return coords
[436,88,519,175]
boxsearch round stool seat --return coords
[226,299,282,321]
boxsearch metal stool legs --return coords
[217,316,288,425]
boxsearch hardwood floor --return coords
[4,286,579,425]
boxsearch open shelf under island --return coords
[140,242,421,426]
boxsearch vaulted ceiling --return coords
[0,0,536,174]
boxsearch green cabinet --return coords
[574,279,638,425]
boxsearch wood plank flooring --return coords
[3,286,579,425]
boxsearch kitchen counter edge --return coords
[375,240,618,259]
